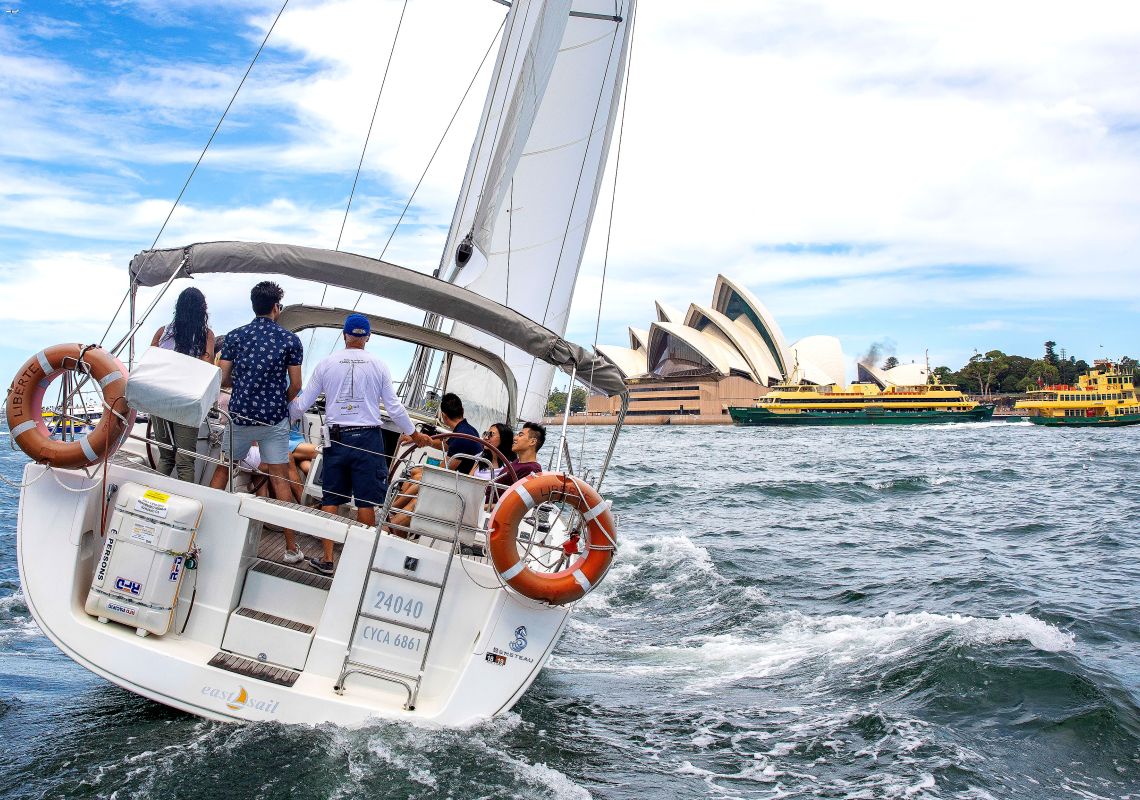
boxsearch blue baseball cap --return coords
[343,313,370,337]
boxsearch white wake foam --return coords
[624,611,1074,688]
[575,533,722,615]
[0,589,42,642]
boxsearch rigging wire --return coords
[100,0,292,350]
[341,19,506,318]
[310,0,411,343]
[579,3,637,469]
[152,0,292,252]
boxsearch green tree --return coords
[962,350,1009,395]
[932,365,955,385]
[545,389,568,416]
[546,386,588,415]
[998,355,1034,393]
[882,356,899,370]
[1058,357,1089,386]
[1044,341,1059,367]
[1019,359,1060,391]
[569,386,588,413]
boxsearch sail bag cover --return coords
[126,346,221,428]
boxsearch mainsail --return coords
[440,0,636,425]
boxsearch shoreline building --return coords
[589,275,847,418]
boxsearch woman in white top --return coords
[471,422,515,480]
[149,287,216,482]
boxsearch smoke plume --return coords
[858,339,896,367]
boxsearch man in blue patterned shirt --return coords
[210,281,306,563]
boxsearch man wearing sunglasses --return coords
[211,281,305,562]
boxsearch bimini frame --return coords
[125,241,629,487]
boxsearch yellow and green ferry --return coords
[729,379,994,426]
[1014,361,1140,426]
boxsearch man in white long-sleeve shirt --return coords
[289,313,432,575]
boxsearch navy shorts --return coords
[321,427,388,508]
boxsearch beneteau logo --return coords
[201,685,280,714]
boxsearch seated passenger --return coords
[285,421,317,502]
[488,421,545,501]
[472,423,514,480]
[389,393,484,522]
[398,392,482,470]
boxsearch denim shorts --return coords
[222,418,291,465]
[322,427,388,508]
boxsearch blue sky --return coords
[2,0,1139,389]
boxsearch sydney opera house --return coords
[589,275,850,418]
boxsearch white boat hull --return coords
[17,459,568,726]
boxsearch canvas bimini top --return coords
[130,241,627,398]
[276,303,520,423]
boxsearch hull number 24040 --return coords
[373,590,424,619]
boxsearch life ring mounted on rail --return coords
[488,473,616,606]
[6,343,135,469]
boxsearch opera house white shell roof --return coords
[857,361,930,388]
[595,273,848,385]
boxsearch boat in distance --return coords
[1015,361,1140,426]
[729,379,994,425]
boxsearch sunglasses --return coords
[482,430,494,438]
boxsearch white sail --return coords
[443,0,636,426]
[468,0,571,267]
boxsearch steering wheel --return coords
[144,417,161,471]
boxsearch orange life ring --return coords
[488,472,616,605]
[6,343,134,469]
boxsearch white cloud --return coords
[3,0,1140,382]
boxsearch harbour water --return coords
[1,422,1138,798]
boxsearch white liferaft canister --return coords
[84,482,203,636]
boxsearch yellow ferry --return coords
[729,377,993,425]
[1015,361,1140,426]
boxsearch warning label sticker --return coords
[128,520,158,547]
[135,489,170,519]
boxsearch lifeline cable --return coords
[341,19,506,319]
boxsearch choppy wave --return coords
[607,611,1073,689]
[3,423,1140,798]
[0,588,41,644]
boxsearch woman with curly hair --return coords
[150,286,216,481]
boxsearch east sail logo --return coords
[201,685,280,714]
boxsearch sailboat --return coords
[5,0,635,726]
